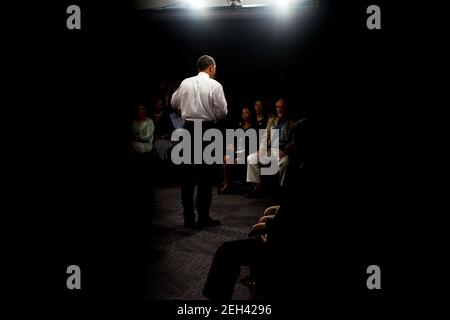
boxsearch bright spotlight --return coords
[185,0,207,10]
[275,0,291,10]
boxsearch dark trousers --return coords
[181,120,217,223]
[203,238,273,300]
[181,163,214,222]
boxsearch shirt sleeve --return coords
[212,84,228,120]
[171,83,182,110]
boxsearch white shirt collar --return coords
[198,71,210,78]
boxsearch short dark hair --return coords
[242,104,252,113]
[276,97,288,107]
[136,102,146,109]
[197,55,216,71]
[134,103,146,118]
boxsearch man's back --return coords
[171,72,227,121]
[170,55,226,229]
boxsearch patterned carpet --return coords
[146,185,277,300]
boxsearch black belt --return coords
[184,120,216,130]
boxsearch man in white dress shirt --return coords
[171,55,228,229]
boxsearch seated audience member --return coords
[169,108,185,141]
[248,205,281,237]
[130,104,156,224]
[131,104,154,157]
[254,100,268,130]
[169,108,185,130]
[203,119,311,300]
[219,105,256,194]
[246,98,296,197]
[150,98,175,161]
[240,204,281,288]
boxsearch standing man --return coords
[171,55,228,229]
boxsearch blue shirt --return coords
[277,119,288,149]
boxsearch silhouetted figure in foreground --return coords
[203,118,311,300]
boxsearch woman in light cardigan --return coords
[131,104,155,155]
